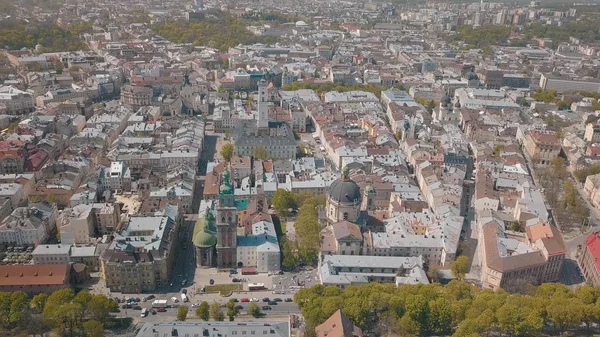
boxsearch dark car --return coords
[182,289,187,294]
[235,305,244,310]
[135,298,141,302]
[268,301,278,306]
[284,298,293,302]
[262,297,270,302]
[230,298,239,302]
[121,304,131,309]
[150,309,156,315]
[261,305,271,310]
[230,269,238,275]
[132,306,142,310]
[156,307,166,312]
[209,279,215,285]
[232,278,241,283]
[273,298,282,302]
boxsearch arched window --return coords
[228,217,232,223]
[221,216,225,223]
[343,212,349,220]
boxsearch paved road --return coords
[115,299,301,325]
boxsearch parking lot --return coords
[272,268,319,293]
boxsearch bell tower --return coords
[216,170,237,268]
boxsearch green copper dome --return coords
[192,217,217,248]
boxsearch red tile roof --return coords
[585,232,600,273]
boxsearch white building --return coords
[100,161,131,192]
[319,255,429,288]
[0,86,35,115]
[32,244,72,265]
[236,220,280,272]
[0,203,58,246]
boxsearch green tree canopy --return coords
[451,256,470,280]
[196,301,210,321]
[177,305,189,321]
[248,303,261,318]
[221,143,234,162]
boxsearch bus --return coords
[151,299,168,308]
[248,283,265,291]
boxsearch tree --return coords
[226,300,238,321]
[281,239,299,270]
[253,146,270,160]
[53,60,63,74]
[177,305,189,321]
[31,293,48,314]
[45,194,56,204]
[196,301,210,321]
[221,143,234,162]
[272,189,295,218]
[82,320,103,337]
[210,302,224,321]
[451,256,470,280]
[294,196,322,265]
[427,265,441,283]
[224,129,231,139]
[248,303,261,318]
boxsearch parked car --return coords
[230,298,239,302]
[135,298,141,302]
[230,269,238,274]
[232,278,241,282]
[241,298,250,302]
[182,289,187,294]
[284,298,293,302]
[150,308,156,315]
[261,306,271,310]
[171,297,179,303]
[235,305,244,310]
[250,298,259,302]
[121,304,131,309]
[132,306,142,310]
[156,307,166,312]
[209,279,215,285]
[268,301,278,306]
[262,297,270,302]
[273,298,282,302]
[192,303,200,308]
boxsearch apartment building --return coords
[0,203,58,246]
[32,244,72,265]
[480,221,565,291]
[58,204,96,245]
[522,130,561,167]
[120,85,152,111]
[0,86,35,115]
[100,161,132,192]
[578,231,600,287]
[539,73,600,93]
[100,205,179,293]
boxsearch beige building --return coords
[481,221,565,291]
[584,173,600,209]
[58,204,96,245]
[120,85,152,111]
[320,221,364,257]
[578,231,600,287]
[522,130,561,167]
[100,206,180,293]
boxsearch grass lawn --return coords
[205,284,242,295]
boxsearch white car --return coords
[250,298,259,302]
[191,303,200,308]
[171,297,179,303]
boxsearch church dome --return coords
[329,178,361,205]
[193,217,217,248]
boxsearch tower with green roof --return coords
[215,169,238,268]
